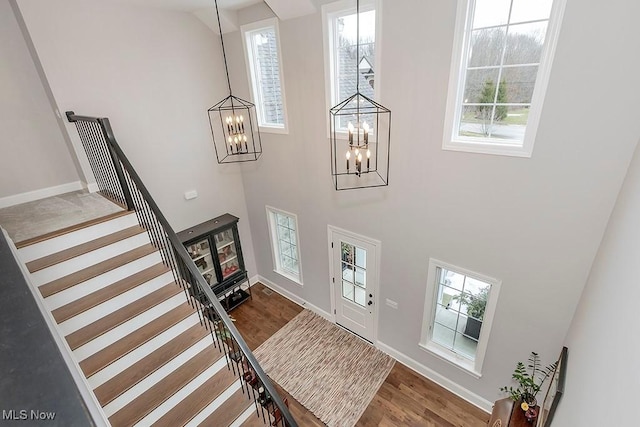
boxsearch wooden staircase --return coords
[16,211,271,427]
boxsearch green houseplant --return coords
[452,286,488,340]
[500,352,558,406]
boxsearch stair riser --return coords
[18,213,139,262]
[103,336,215,417]
[185,380,245,427]
[58,272,175,336]
[134,359,234,426]
[30,233,151,286]
[44,252,162,310]
[73,294,187,362]
[88,314,201,389]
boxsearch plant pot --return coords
[464,317,482,340]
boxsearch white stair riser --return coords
[185,380,246,427]
[44,252,162,310]
[58,272,176,336]
[18,213,139,262]
[229,404,259,427]
[31,233,151,286]
[103,336,216,417]
[88,314,200,389]
[73,294,186,362]
[134,360,237,426]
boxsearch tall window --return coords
[266,206,303,285]
[443,0,566,157]
[241,18,288,133]
[420,259,501,377]
[323,0,378,130]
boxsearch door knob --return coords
[367,301,373,306]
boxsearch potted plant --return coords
[452,286,488,340]
[500,352,558,421]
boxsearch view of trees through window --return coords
[459,0,553,142]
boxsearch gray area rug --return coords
[253,310,395,427]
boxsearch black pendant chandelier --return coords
[208,0,262,163]
[329,0,391,190]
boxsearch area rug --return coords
[253,310,395,427]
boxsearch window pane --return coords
[342,281,354,302]
[355,267,366,288]
[459,105,495,138]
[276,214,288,226]
[354,286,366,307]
[443,269,465,292]
[250,27,284,126]
[342,262,354,283]
[504,22,548,65]
[438,285,461,311]
[341,242,354,263]
[432,321,456,350]
[499,66,538,104]
[510,0,553,24]
[463,68,500,104]
[469,28,506,68]
[472,0,511,29]
[355,246,366,268]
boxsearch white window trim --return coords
[265,205,303,286]
[241,18,289,134]
[442,0,567,158]
[321,0,383,138]
[419,258,501,378]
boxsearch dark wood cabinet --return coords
[177,213,251,311]
[488,398,539,427]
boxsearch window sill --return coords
[443,138,532,158]
[418,341,482,379]
[273,269,303,286]
[259,126,288,135]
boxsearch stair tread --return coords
[15,210,130,249]
[51,263,170,323]
[108,345,221,427]
[200,386,253,427]
[154,355,240,427]
[241,411,271,427]
[39,243,157,298]
[94,323,210,406]
[26,225,146,273]
[66,282,181,350]
[79,302,194,377]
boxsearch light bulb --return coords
[357,153,362,162]
[346,151,351,160]
[363,122,369,132]
[355,148,360,156]
[367,149,371,158]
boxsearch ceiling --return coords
[100,0,263,13]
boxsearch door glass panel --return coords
[215,229,239,279]
[187,238,217,286]
[342,281,354,302]
[340,240,367,307]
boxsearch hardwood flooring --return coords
[232,283,490,427]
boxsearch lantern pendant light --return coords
[208,0,262,163]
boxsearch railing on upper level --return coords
[66,111,296,427]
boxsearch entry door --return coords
[329,227,379,342]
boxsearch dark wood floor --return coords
[232,283,490,427]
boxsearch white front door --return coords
[329,226,379,342]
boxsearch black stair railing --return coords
[66,111,296,427]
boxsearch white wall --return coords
[15,0,257,274]
[553,139,640,425]
[0,0,80,199]
[231,0,640,404]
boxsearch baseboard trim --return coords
[376,341,493,413]
[256,275,334,322]
[86,182,99,193]
[0,181,84,209]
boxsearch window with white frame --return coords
[443,0,566,157]
[266,206,302,284]
[420,259,501,377]
[322,0,379,130]
[241,18,288,133]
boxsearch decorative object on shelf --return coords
[207,0,262,164]
[329,0,390,191]
[451,286,489,340]
[500,351,558,423]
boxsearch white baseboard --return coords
[254,273,492,414]
[256,275,334,322]
[0,181,83,209]
[86,182,99,193]
[376,341,493,413]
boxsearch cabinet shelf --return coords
[177,213,251,313]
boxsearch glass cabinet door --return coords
[214,229,240,280]
[186,238,218,286]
